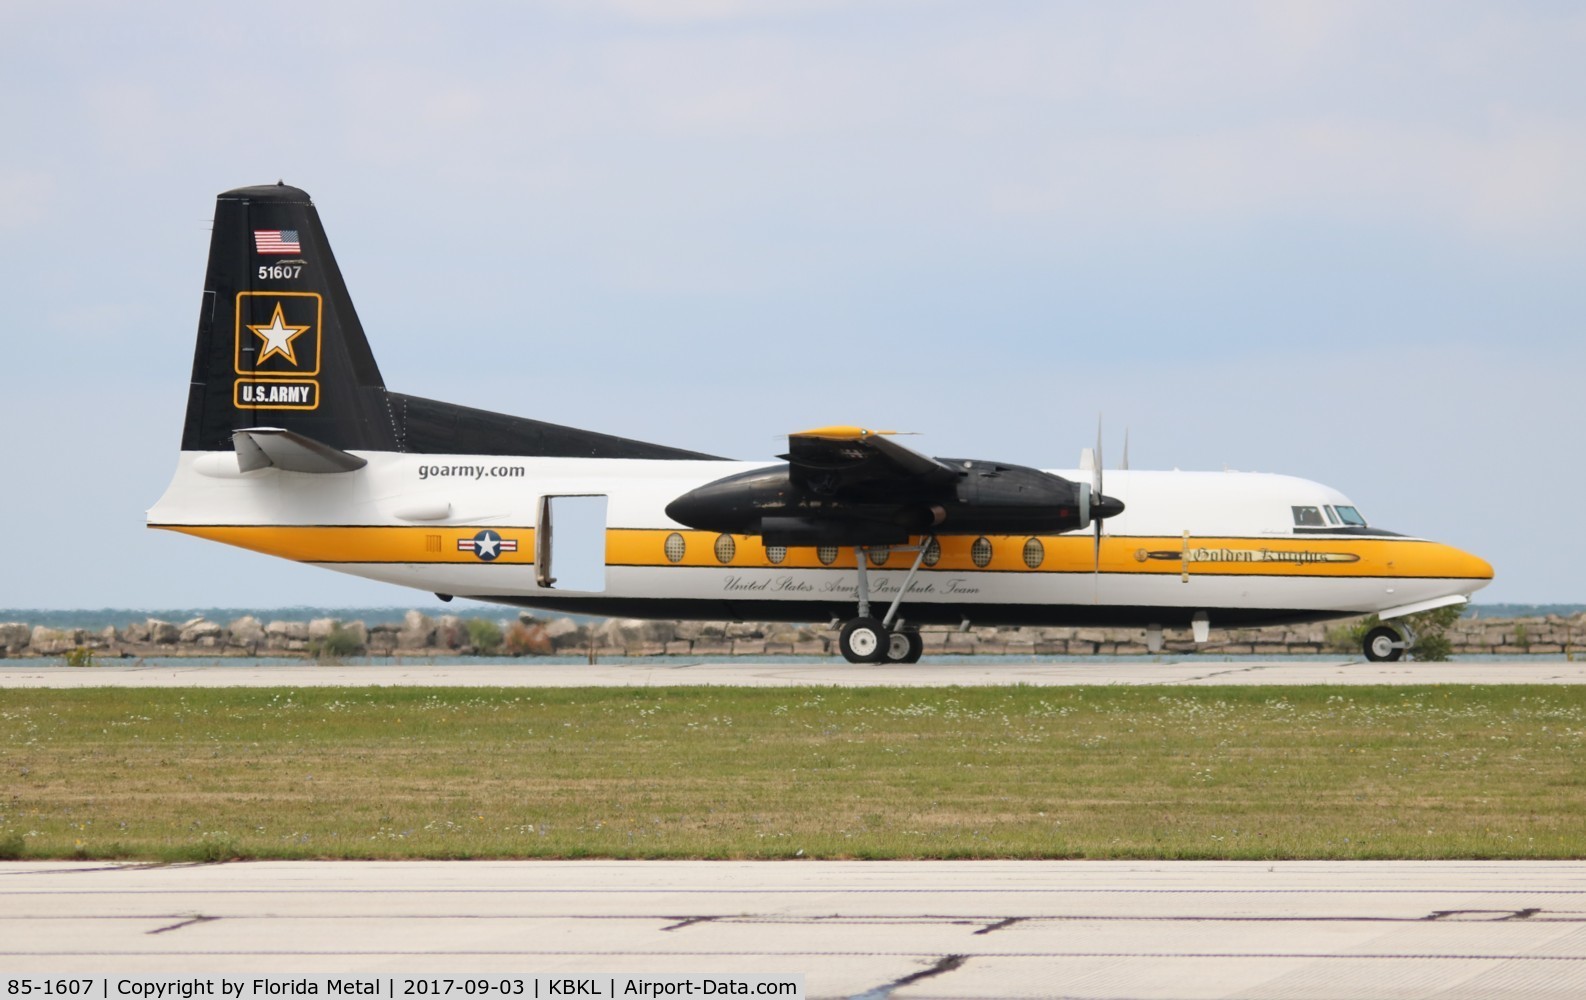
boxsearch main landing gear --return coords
[835,541,930,664]
[1363,621,1416,662]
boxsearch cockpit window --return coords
[1292,506,1326,527]
[1334,505,1367,527]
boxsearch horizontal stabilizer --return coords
[232,427,367,474]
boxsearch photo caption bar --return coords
[5,979,803,1000]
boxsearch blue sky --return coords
[1,1,1582,608]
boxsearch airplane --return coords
[148,183,1494,664]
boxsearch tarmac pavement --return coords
[2,658,1584,687]
[5,860,1586,999]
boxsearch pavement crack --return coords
[848,953,968,1000]
[147,915,218,935]
[1153,663,1283,684]
[974,917,1026,935]
[1426,909,1543,922]
[5,863,164,876]
[660,916,719,932]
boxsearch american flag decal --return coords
[254,230,302,254]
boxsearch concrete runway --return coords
[5,861,1586,998]
[2,658,1584,687]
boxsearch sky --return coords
[1,0,1582,609]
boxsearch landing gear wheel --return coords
[1364,625,1406,662]
[885,629,924,664]
[839,617,889,664]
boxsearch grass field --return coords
[3,685,1583,861]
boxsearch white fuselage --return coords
[149,450,1493,631]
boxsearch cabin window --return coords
[1291,506,1326,527]
[1334,505,1367,527]
[817,545,839,565]
[714,534,736,564]
[868,545,890,567]
[765,543,787,564]
[971,537,993,568]
[1023,537,1044,569]
[664,532,686,563]
[923,538,941,567]
[1324,506,1342,526]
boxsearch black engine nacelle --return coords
[665,459,1122,544]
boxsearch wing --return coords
[782,426,958,497]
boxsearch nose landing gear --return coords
[1363,622,1416,662]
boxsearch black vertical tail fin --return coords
[180,182,396,453]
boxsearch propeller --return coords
[1074,421,1125,602]
[1092,418,1105,600]
[1093,418,1104,574]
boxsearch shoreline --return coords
[2,608,1579,660]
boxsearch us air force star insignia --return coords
[456,529,519,561]
[248,302,310,366]
[474,530,502,560]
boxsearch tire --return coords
[1364,625,1405,662]
[839,617,888,664]
[885,629,924,664]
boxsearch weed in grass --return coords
[0,832,25,860]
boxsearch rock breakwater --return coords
[0,610,1580,659]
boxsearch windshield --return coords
[1334,505,1367,527]
[1291,506,1326,527]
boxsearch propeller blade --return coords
[1094,416,1104,503]
[1093,416,1104,600]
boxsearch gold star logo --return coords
[247,302,311,366]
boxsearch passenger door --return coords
[535,494,609,592]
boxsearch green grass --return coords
[2,685,1584,861]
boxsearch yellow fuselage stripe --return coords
[153,525,1492,580]
[158,525,537,564]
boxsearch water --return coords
[7,652,1552,667]
[5,604,1573,632]
[0,606,534,630]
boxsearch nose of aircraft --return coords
[1452,544,1495,583]
[1428,541,1494,589]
